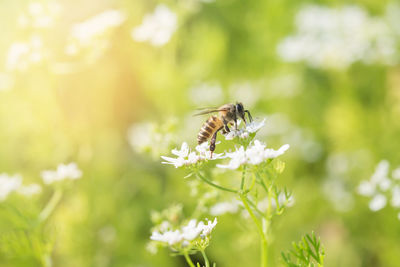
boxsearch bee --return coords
[195,102,253,156]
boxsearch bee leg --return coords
[222,118,230,133]
[245,110,253,122]
[210,127,222,158]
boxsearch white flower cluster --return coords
[66,10,126,55]
[0,173,41,201]
[6,36,45,71]
[216,140,289,170]
[224,119,265,140]
[161,142,224,168]
[150,218,217,246]
[209,199,240,216]
[41,162,82,184]
[277,4,399,69]
[357,160,400,217]
[17,2,61,29]
[132,4,177,47]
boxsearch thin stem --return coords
[240,194,268,267]
[38,189,63,223]
[246,197,264,217]
[241,166,246,190]
[196,173,238,193]
[201,250,210,267]
[183,252,196,267]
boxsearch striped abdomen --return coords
[197,115,224,144]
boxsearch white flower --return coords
[378,178,392,191]
[217,141,289,170]
[150,218,217,246]
[357,181,375,196]
[71,10,126,46]
[195,142,225,160]
[0,174,22,201]
[41,162,82,184]
[245,140,266,165]
[264,144,290,159]
[181,219,203,240]
[150,230,183,245]
[18,2,61,29]
[391,186,400,208]
[161,142,224,168]
[172,142,189,158]
[217,146,247,170]
[201,218,217,236]
[246,119,265,133]
[189,82,224,106]
[160,156,186,168]
[17,183,42,196]
[369,194,387,211]
[132,4,177,47]
[224,119,265,140]
[277,5,398,69]
[6,42,30,71]
[210,199,240,216]
[392,167,400,180]
[370,160,390,185]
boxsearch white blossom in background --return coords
[369,194,387,212]
[127,121,176,159]
[6,36,44,71]
[150,218,217,246]
[17,183,42,197]
[357,160,400,217]
[392,167,400,180]
[189,82,224,106]
[210,199,240,216]
[70,10,125,46]
[277,4,399,69]
[132,4,177,47]
[357,160,389,196]
[323,178,354,212]
[0,174,22,201]
[0,173,42,200]
[41,162,82,184]
[17,2,61,29]
[66,9,125,55]
[228,82,260,108]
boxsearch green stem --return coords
[38,189,63,223]
[201,250,210,267]
[196,173,238,193]
[240,194,268,267]
[183,252,196,267]
[241,166,246,190]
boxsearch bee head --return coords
[235,102,246,124]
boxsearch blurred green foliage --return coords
[1,0,400,267]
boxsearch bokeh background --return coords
[1,0,400,266]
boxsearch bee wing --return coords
[193,107,229,116]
